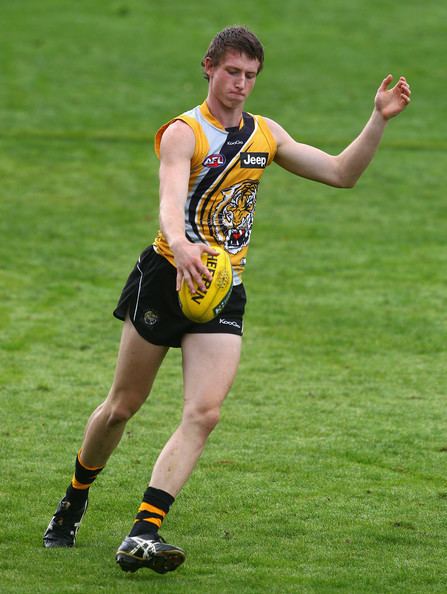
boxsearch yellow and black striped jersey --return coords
[153,101,277,284]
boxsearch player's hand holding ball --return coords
[178,246,233,323]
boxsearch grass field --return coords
[1,1,447,592]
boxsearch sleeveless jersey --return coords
[153,101,277,285]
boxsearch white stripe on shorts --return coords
[133,259,144,322]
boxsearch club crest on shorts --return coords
[143,309,159,326]
[209,179,259,254]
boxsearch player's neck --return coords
[205,95,244,129]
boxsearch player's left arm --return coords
[267,75,411,188]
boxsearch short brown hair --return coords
[201,26,264,81]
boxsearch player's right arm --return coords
[159,120,215,293]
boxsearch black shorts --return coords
[113,246,246,348]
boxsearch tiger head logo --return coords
[210,180,259,254]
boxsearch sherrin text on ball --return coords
[179,246,233,323]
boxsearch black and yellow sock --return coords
[64,450,104,507]
[129,486,175,537]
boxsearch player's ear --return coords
[204,56,214,79]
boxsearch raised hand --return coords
[375,74,411,120]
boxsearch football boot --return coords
[43,497,88,548]
[116,532,185,574]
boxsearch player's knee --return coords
[202,407,221,433]
[105,405,134,425]
[198,408,221,434]
[103,390,144,425]
[185,404,221,434]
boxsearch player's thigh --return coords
[181,332,242,409]
[108,315,169,409]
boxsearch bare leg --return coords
[149,333,241,496]
[80,317,168,467]
[44,317,169,549]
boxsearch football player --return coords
[44,26,410,574]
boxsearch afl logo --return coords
[203,153,226,168]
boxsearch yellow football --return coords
[179,247,233,323]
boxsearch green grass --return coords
[1,0,447,592]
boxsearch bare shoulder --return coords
[160,119,195,159]
[262,117,292,145]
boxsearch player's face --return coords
[205,49,260,109]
